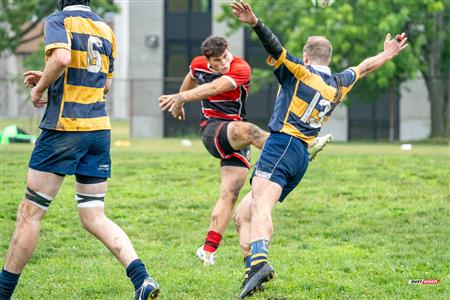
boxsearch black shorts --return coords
[200,121,251,169]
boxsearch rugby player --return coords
[231,0,408,297]
[0,1,159,299]
[160,36,268,266]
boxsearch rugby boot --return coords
[196,246,216,266]
[309,133,332,161]
[135,276,160,300]
[239,262,274,298]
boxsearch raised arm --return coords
[356,33,408,78]
[231,0,283,59]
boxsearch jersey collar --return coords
[310,64,331,75]
[63,5,91,11]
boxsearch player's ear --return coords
[303,52,309,64]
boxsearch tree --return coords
[0,0,118,53]
[220,0,449,138]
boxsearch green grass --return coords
[0,125,449,299]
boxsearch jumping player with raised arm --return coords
[0,1,159,299]
[230,0,408,297]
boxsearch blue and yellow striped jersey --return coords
[267,48,359,144]
[41,5,116,131]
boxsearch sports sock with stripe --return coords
[250,239,270,270]
[0,268,20,299]
[203,230,222,253]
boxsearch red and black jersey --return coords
[189,55,251,125]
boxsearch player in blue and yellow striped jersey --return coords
[0,1,159,299]
[231,1,409,298]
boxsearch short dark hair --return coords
[201,36,228,58]
[58,0,91,10]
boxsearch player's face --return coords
[208,50,231,74]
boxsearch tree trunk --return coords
[422,11,448,139]
[388,83,399,142]
[427,77,446,138]
[444,68,450,138]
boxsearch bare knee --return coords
[79,210,106,232]
[234,213,242,232]
[16,200,45,224]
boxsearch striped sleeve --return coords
[44,13,71,55]
[267,48,306,86]
[108,30,116,79]
[336,67,360,100]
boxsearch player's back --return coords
[268,49,358,144]
[42,6,115,131]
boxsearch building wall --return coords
[321,104,348,141]
[399,75,431,140]
[212,0,244,57]
[111,1,129,120]
[0,51,20,117]
[113,0,165,138]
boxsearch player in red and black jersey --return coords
[159,36,269,266]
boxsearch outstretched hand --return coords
[383,32,408,59]
[159,94,185,121]
[23,71,42,88]
[230,0,258,27]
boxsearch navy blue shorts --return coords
[251,132,309,202]
[29,129,111,178]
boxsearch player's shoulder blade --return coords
[64,10,114,45]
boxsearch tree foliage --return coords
[0,0,118,53]
[220,0,449,138]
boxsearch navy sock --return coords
[0,268,20,300]
[250,239,270,269]
[244,255,252,274]
[126,259,149,291]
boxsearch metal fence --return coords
[1,76,433,141]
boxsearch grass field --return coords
[0,123,449,299]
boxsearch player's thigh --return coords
[200,121,230,158]
[76,130,111,179]
[22,168,64,215]
[220,165,248,194]
[251,176,282,211]
[251,132,308,203]
[227,121,258,149]
[27,168,64,198]
[28,129,84,176]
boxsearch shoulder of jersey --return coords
[46,11,64,20]
[191,56,208,68]
[232,56,250,69]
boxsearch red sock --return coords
[203,230,222,253]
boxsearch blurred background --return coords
[0,0,448,142]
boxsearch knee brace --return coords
[24,186,53,210]
[75,192,105,208]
